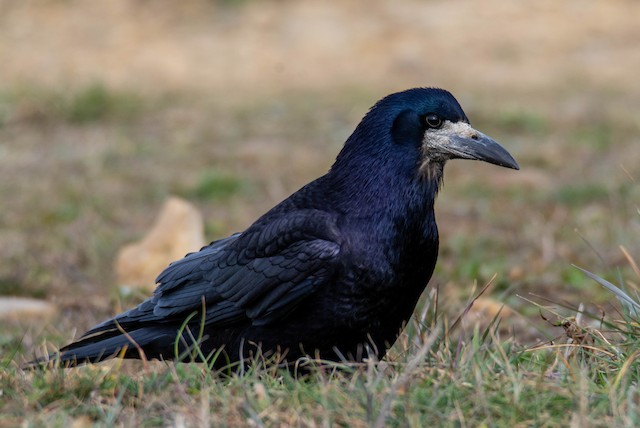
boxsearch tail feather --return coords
[24,327,180,368]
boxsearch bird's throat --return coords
[418,159,445,189]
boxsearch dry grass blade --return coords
[573,265,640,316]
[448,274,497,334]
[619,246,640,280]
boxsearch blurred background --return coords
[1,0,639,349]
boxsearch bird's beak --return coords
[447,130,520,170]
[423,122,520,170]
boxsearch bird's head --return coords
[335,88,519,187]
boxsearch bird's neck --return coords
[319,157,440,299]
[324,155,440,220]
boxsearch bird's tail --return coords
[23,327,179,369]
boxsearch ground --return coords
[1,1,640,426]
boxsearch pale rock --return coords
[0,297,57,322]
[115,197,205,293]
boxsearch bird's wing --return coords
[81,209,341,338]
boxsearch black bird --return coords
[33,88,518,368]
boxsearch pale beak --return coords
[426,122,519,170]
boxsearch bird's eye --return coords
[424,114,443,129]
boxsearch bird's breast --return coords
[327,197,438,326]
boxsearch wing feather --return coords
[85,210,341,337]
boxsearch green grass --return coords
[0,83,145,126]
[497,109,549,136]
[553,183,611,206]
[63,83,144,124]
[4,307,640,426]
[192,171,249,201]
[6,261,640,426]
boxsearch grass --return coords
[63,83,144,124]
[2,83,640,425]
[4,292,640,426]
[0,83,146,126]
[192,171,250,201]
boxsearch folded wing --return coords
[53,209,342,363]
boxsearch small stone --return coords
[0,297,57,322]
